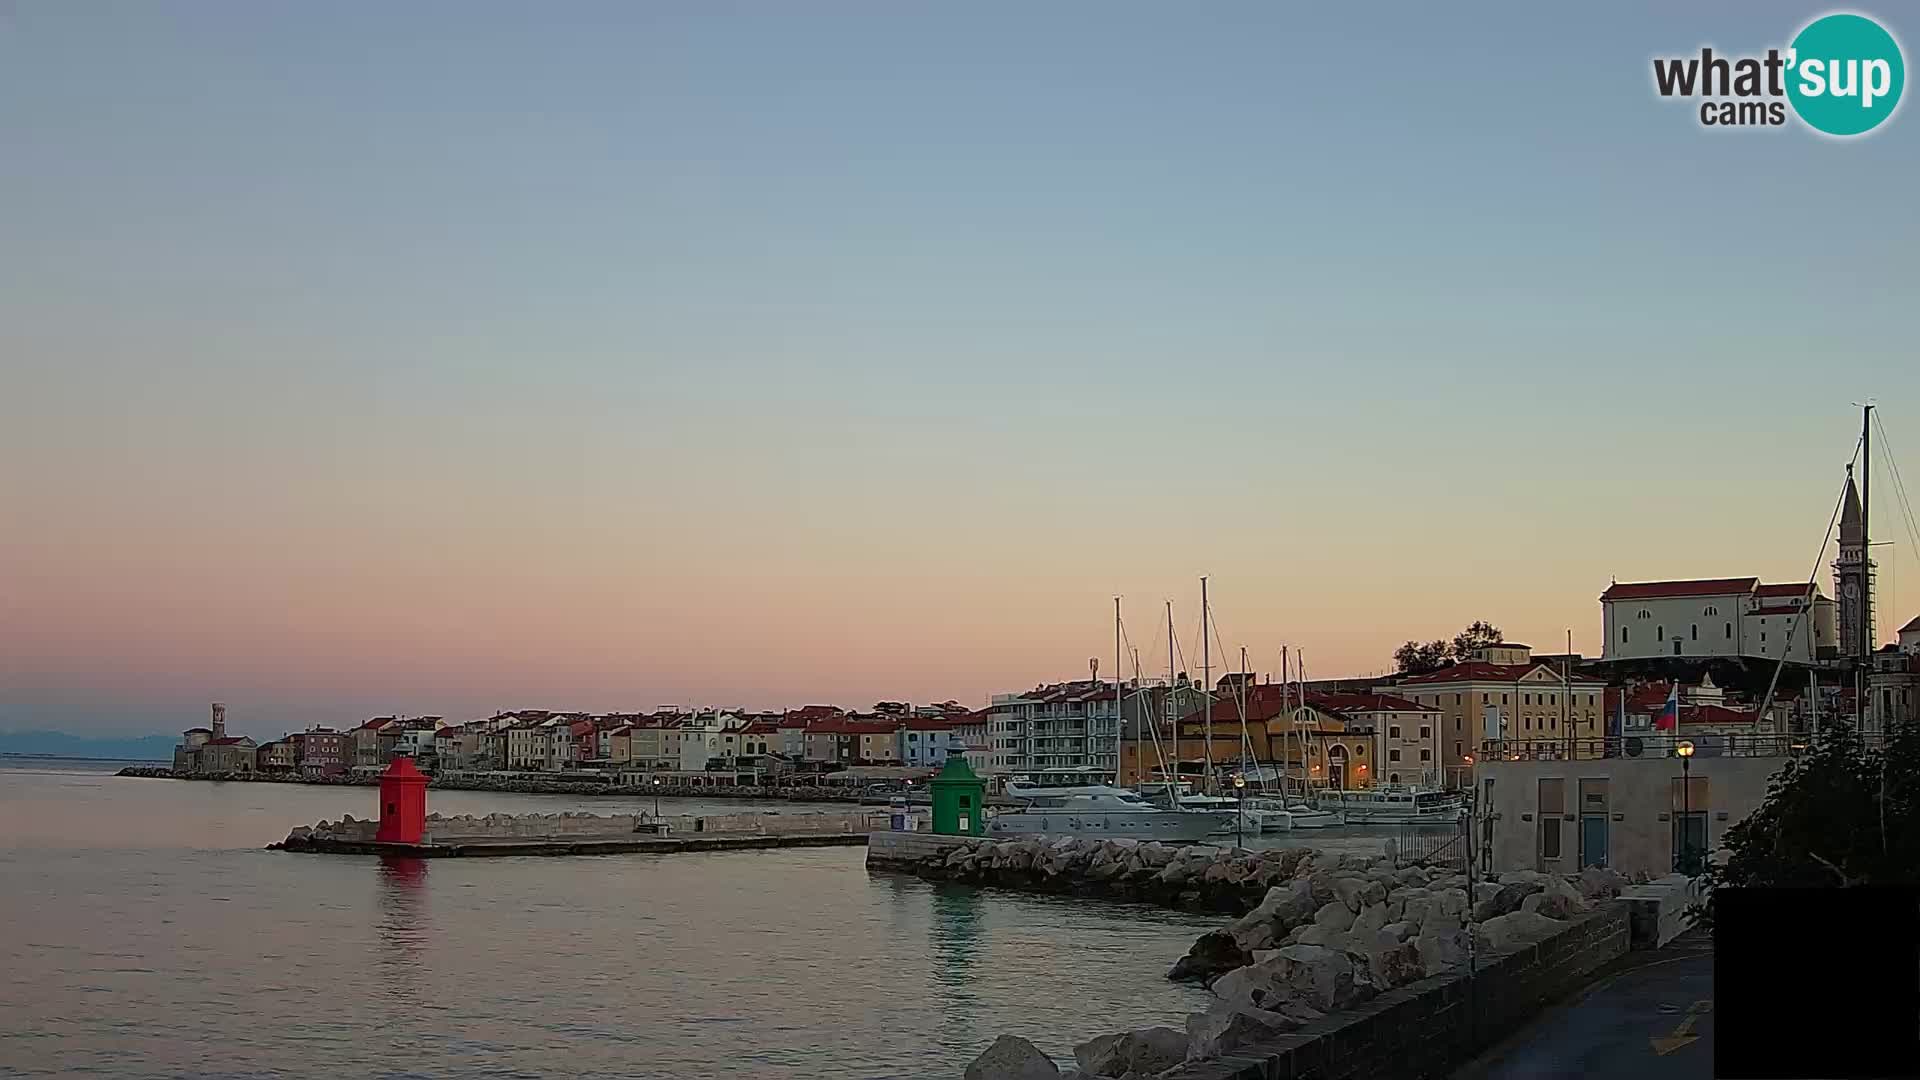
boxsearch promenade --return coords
[1452,930,1713,1079]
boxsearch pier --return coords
[273,830,869,858]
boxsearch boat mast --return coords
[1114,596,1123,787]
[1167,601,1178,794]
[1201,576,1213,793]
[1281,645,1291,798]
[1862,402,1874,705]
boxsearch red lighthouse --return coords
[374,756,428,844]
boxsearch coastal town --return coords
[162,459,1920,886]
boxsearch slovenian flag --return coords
[1655,683,1679,732]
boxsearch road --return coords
[1452,932,1714,1080]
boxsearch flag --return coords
[1655,683,1679,732]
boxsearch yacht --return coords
[1004,767,1120,800]
[1316,785,1464,824]
[1241,795,1344,830]
[989,787,1228,842]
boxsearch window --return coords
[1539,778,1566,860]
[1691,624,1698,640]
[1725,622,1733,639]
[1455,694,1463,706]
[1420,749,1432,761]
[1389,749,1401,762]
[1454,716,1462,732]
[1657,625,1665,641]
[1638,609,1651,619]
[1704,605,1719,616]
[1524,693,1531,705]
[1355,744,1365,756]
[1523,717,1531,730]
[1454,741,1463,758]
[1389,773,1400,784]
[1420,725,1432,739]
[1501,693,1508,704]
[1622,627,1630,644]
[1389,725,1401,739]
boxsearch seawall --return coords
[1161,903,1631,1080]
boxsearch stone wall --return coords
[1161,902,1631,1080]
[867,830,974,866]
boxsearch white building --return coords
[1600,577,1836,664]
[987,681,1123,776]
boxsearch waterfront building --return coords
[351,717,398,771]
[1159,684,1373,790]
[897,716,960,768]
[172,703,258,775]
[1476,727,1797,879]
[1379,644,1607,788]
[1307,692,1444,788]
[256,739,297,773]
[289,728,347,776]
[803,717,904,765]
[506,723,547,770]
[1600,577,1836,664]
[985,680,1123,777]
[1868,640,1920,734]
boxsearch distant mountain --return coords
[0,730,178,762]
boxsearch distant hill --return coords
[0,731,178,762]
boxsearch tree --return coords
[1692,721,1920,928]
[1450,620,1504,661]
[1394,639,1452,675]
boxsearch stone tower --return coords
[211,703,227,741]
[1835,467,1875,659]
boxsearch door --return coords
[1672,813,1707,873]
[1580,814,1608,869]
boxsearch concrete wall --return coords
[1167,903,1632,1080]
[1620,873,1704,949]
[866,830,973,868]
[1479,753,1780,879]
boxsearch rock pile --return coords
[959,850,1632,1079]
[897,835,1321,914]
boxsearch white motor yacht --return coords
[1316,785,1464,824]
[989,787,1228,842]
[1004,767,1122,801]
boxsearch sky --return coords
[4,2,1919,737]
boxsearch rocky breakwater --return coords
[889,835,1319,914]
[960,856,1637,1080]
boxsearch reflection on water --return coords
[1,762,1218,1079]
[376,857,430,996]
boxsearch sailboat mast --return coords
[1862,402,1874,669]
[1201,576,1212,793]
[1114,597,1123,786]
[1167,601,1178,794]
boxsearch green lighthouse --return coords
[929,745,986,836]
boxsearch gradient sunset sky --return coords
[5,3,1918,737]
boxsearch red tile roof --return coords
[1600,578,1758,601]
[1307,692,1440,715]
[205,737,252,746]
[737,720,782,736]
[1756,583,1816,598]
[1394,661,1605,686]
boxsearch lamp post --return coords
[652,776,662,820]
[1676,740,1695,874]
[1232,773,1247,848]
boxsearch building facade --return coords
[1381,646,1607,788]
[987,680,1124,776]
[1308,693,1444,788]
[1600,577,1837,664]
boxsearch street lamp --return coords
[1676,741,1695,874]
[652,776,662,820]
[1232,773,1247,848]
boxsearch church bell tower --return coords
[1835,466,1875,659]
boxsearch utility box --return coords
[929,753,986,836]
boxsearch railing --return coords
[1476,731,1879,761]
[1384,819,1469,870]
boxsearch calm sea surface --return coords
[0,760,1219,1079]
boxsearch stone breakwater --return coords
[115,766,871,803]
[916,837,1642,1080]
[282,808,907,846]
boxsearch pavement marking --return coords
[1650,999,1713,1056]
